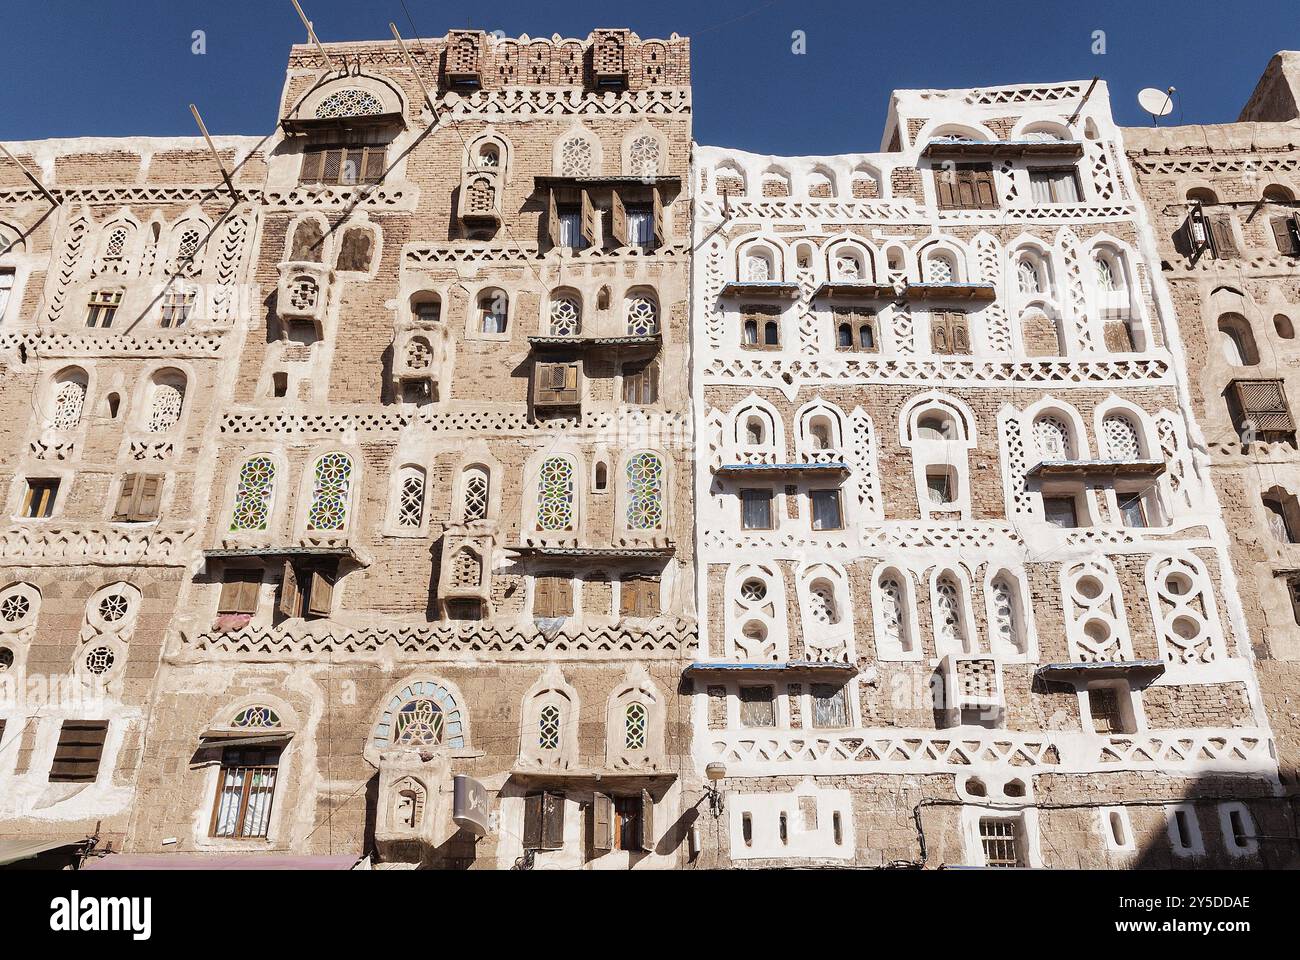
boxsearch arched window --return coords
[411,293,441,324]
[146,375,185,433]
[231,705,281,728]
[933,573,969,653]
[878,569,913,655]
[744,248,774,281]
[289,219,325,262]
[626,293,659,336]
[230,455,276,532]
[462,466,489,522]
[925,251,956,284]
[916,411,956,441]
[478,288,508,335]
[336,228,374,272]
[315,88,384,119]
[989,573,1028,657]
[1218,314,1258,366]
[51,372,87,431]
[1275,314,1295,339]
[624,702,647,750]
[809,416,834,450]
[537,457,575,531]
[175,226,203,265]
[306,452,353,531]
[549,291,581,336]
[1102,414,1142,460]
[559,135,593,177]
[103,226,129,261]
[808,579,839,625]
[395,466,426,529]
[393,698,444,746]
[1033,415,1073,461]
[538,704,561,750]
[1094,249,1126,292]
[1186,187,1218,204]
[1017,257,1042,294]
[743,414,768,446]
[628,135,661,178]
[626,452,665,530]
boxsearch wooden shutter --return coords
[535,362,580,406]
[611,190,628,247]
[934,167,956,209]
[644,359,659,403]
[592,793,614,855]
[620,577,638,617]
[522,792,544,848]
[580,189,598,247]
[49,720,109,783]
[534,576,553,617]
[1209,216,1239,259]
[134,474,163,520]
[300,147,324,184]
[279,561,301,619]
[637,576,660,617]
[306,570,334,618]
[972,166,996,208]
[541,791,565,850]
[553,577,572,616]
[951,312,970,354]
[547,188,560,247]
[652,185,665,248]
[218,573,260,615]
[361,146,387,183]
[931,312,950,353]
[113,474,138,521]
[1271,216,1300,255]
[639,788,655,852]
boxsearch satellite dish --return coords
[1138,87,1176,122]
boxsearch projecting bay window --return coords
[1028,167,1081,204]
[1228,378,1295,443]
[533,361,581,409]
[209,745,282,839]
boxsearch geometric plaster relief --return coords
[1146,554,1223,665]
[1062,558,1133,662]
[0,524,196,566]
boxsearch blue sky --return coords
[1,1,1295,152]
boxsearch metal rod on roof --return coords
[289,0,340,72]
[1065,76,1101,127]
[189,104,241,204]
[0,141,60,207]
[389,22,440,122]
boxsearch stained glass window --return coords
[539,704,560,750]
[230,456,275,532]
[625,702,647,750]
[306,452,352,531]
[231,706,281,728]
[537,457,575,531]
[394,698,443,745]
[626,453,664,530]
[626,296,659,336]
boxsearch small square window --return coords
[1029,168,1081,204]
[741,489,773,530]
[1117,491,1149,528]
[979,817,1025,867]
[811,683,849,728]
[86,290,122,329]
[810,489,843,530]
[1087,685,1133,735]
[926,469,955,506]
[739,686,776,727]
[21,478,59,518]
[1043,495,1079,528]
[160,289,195,328]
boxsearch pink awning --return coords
[81,853,362,870]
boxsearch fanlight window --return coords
[230,456,276,532]
[306,452,353,531]
[231,706,281,728]
[808,580,839,625]
[104,227,129,260]
[1102,415,1142,460]
[1033,415,1073,461]
[315,88,385,119]
[624,702,648,750]
[393,698,444,745]
[745,252,773,282]
[626,452,665,530]
[1017,257,1042,294]
[537,457,575,531]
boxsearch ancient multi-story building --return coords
[1124,53,1300,794]
[689,76,1289,868]
[0,134,265,864]
[2,29,698,870]
[1,26,1297,871]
